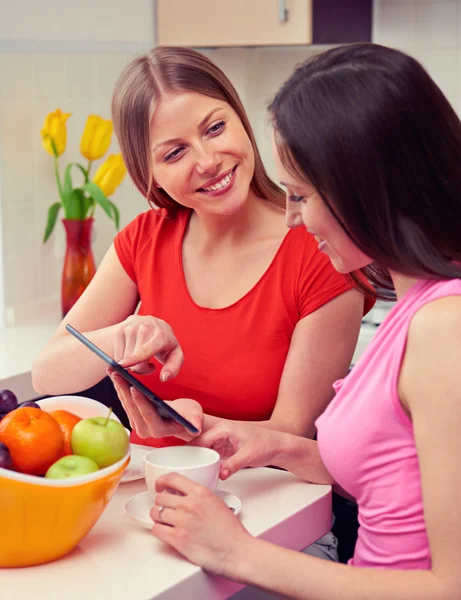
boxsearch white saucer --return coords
[125,489,242,529]
[120,445,151,483]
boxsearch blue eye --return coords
[206,121,225,136]
[288,194,304,203]
[164,147,185,162]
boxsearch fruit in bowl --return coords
[0,442,13,470]
[0,396,130,568]
[0,389,18,415]
[71,413,129,468]
[0,407,65,475]
[45,455,100,479]
[50,409,82,456]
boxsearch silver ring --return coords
[158,505,166,523]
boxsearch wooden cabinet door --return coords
[155,0,312,47]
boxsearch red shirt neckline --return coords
[177,209,294,312]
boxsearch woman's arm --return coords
[250,287,363,437]
[234,541,447,600]
[150,296,461,600]
[32,245,184,394]
[192,420,334,483]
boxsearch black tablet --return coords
[66,324,199,435]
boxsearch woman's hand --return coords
[108,369,203,441]
[114,315,184,380]
[191,421,283,480]
[150,473,252,579]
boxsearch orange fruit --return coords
[0,407,64,475]
[49,410,82,456]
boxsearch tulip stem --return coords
[53,154,64,204]
[86,160,97,217]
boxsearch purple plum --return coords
[0,389,18,414]
[0,442,14,470]
[18,401,41,410]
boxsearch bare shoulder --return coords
[400,294,461,411]
[408,294,461,344]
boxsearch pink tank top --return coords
[316,278,461,569]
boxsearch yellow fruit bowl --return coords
[0,396,130,568]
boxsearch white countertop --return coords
[2,466,332,600]
[0,322,378,401]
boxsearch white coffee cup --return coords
[143,446,220,498]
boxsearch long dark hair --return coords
[112,46,284,214]
[269,43,461,299]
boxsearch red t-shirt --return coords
[114,208,371,447]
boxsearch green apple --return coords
[45,455,99,479]
[71,415,129,468]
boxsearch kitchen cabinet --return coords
[154,0,372,48]
[156,0,312,47]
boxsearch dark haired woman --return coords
[146,44,461,598]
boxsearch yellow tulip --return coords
[41,109,71,157]
[93,153,127,197]
[80,115,113,161]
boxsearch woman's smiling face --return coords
[150,91,255,215]
[272,135,371,274]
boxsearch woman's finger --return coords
[219,450,251,479]
[113,327,127,363]
[127,386,156,438]
[107,370,136,429]
[154,490,187,509]
[121,332,184,380]
[110,372,150,438]
[150,504,177,526]
[191,425,235,451]
[132,323,152,358]
[155,472,205,496]
[129,325,157,374]
[194,426,251,478]
[132,387,182,438]
[151,521,180,546]
[123,325,138,361]
[159,346,184,382]
[128,360,157,375]
[116,326,157,370]
[150,491,191,526]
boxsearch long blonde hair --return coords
[112,46,284,214]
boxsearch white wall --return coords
[0,1,154,325]
[374,0,460,110]
[1,0,459,325]
[0,1,154,48]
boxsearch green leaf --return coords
[81,192,93,219]
[63,164,74,199]
[43,202,61,243]
[83,181,113,221]
[108,200,120,230]
[63,163,88,199]
[74,163,89,182]
[64,189,85,220]
[50,138,59,159]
